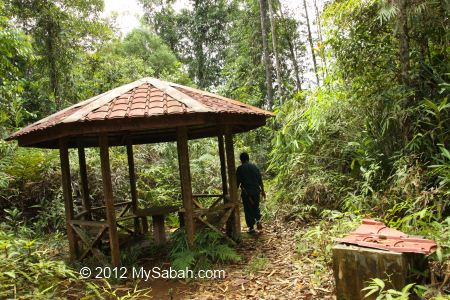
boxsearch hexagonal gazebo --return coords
[6,77,274,266]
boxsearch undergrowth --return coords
[169,228,240,272]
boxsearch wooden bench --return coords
[133,205,179,245]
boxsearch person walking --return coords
[236,152,266,233]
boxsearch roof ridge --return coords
[143,77,211,113]
[168,82,274,116]
[61,79,147,123]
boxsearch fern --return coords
[169,228,240,272]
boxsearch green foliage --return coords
[362,278,415,300]
[0,224,77,299]
[141,0,235,88]
[0,0,33,130]
[296,211,362,287]
[169,228,240,272]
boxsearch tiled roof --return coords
[8,77,274,140]
[336,219,437,255]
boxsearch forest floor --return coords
[139,219,336,299]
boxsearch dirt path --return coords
[181,220,336,299]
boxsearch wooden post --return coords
[99,135,121,267]
[218,133,232,236]
[59,139,79,259]
[176,127,195,247]
[217,134,228,196]
[224,127,241,241]
[152,215,166,245]
[78,145,92,220]
[126,140,141,234]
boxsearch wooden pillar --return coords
[126,140,142,234]
[176,127,195,247]
[59,139,79,259]
[217,134,228,196]
[224,127,241,241]
[218,133,232,236]
[99,135,121,267]
[78,145,92,220]
[152,215,166,245]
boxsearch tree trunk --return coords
[397,0,410,87]
[279,5,302,92]
[267,0,282,101]
[313,0,327,80]
[193,0,206,88]
[258,0,274,109]
[45,20,61,108]
[303,0,320,86]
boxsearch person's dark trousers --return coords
[241,192,261,230]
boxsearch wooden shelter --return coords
[6,77,274,266]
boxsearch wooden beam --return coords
[176,127,195,247]
[99,134,121,267]
[134,205,179,217]
[59,139,79,259]
[224,127,241,241]
[77,145,92,220]
[16,113,268,148]
[69,220,108,227]
[126,139,141,234]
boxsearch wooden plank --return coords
[176,127,195,247]
[126,139,141,234]
[187,202,235,216]
[192,194,223,198]
[70,223,108,261]
[225,127,241,241]
[192,197,203,209]
[117,223,135,235]
[69,220,109,227]
[59,138,79,259]
[218,207,234,228]
[209,195,224,209]
[89,201,132,212]
[99,134,121,267]
[77,145,92,220]
[74,210,89,220]
[152,215,166,245]
[79,226,108,260]
[134,205,179,217]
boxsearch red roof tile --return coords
[7,77,274,144]
[336,219,437,255]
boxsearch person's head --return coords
[240,152,249,164]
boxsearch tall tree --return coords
[396,0,410,87]
[303,0,320,85]
[267,0,282,99]
[141,0,233,89]
[7,0,111,112]
[312,0,327,80]
[279,5,302,92]
[258,0,274,108]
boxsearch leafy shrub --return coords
[169,228,240,272]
